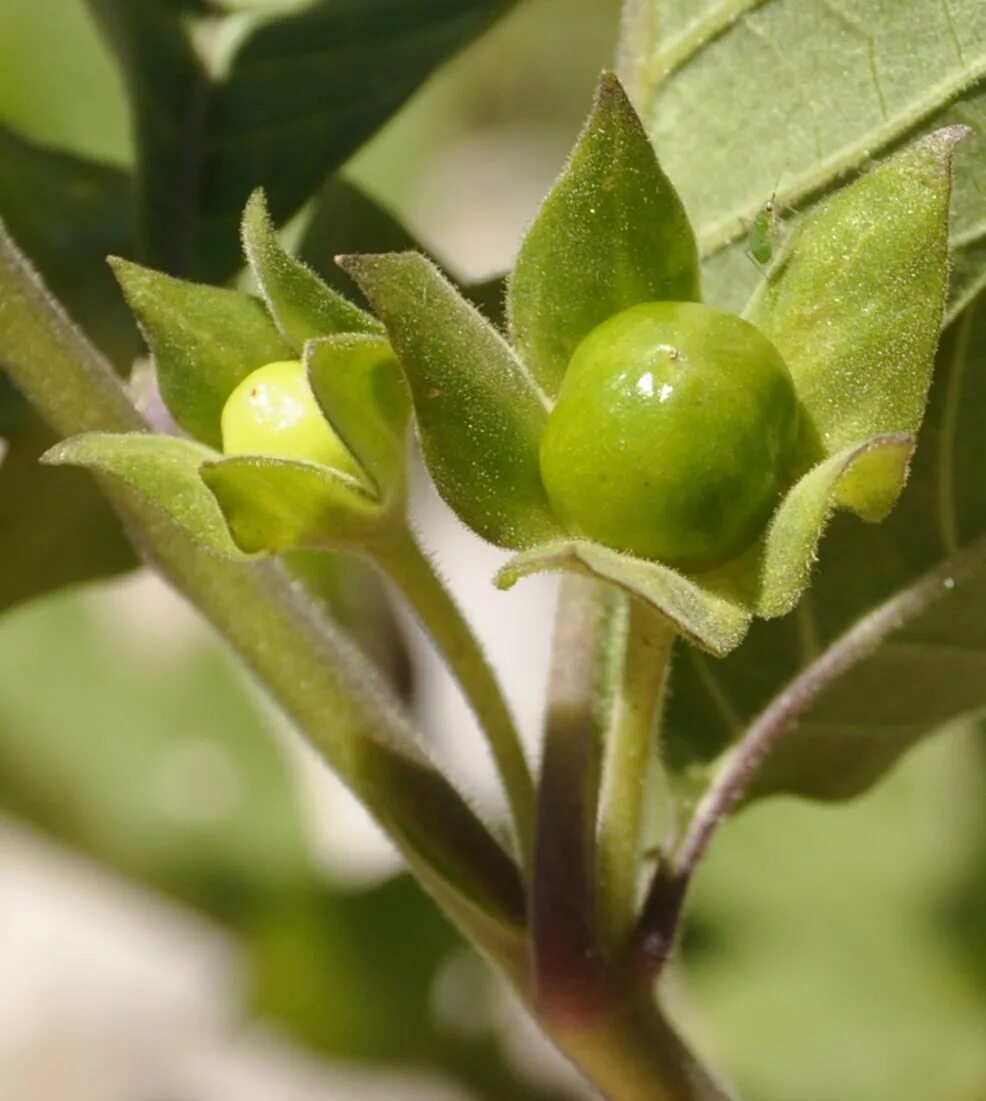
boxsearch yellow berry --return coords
[221,360,361,478]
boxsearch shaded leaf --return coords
[341,251,561,549]
[202,454,380,554]
[0,408,135,610]
[300,177,420,308]
[86,0,518,282]
[111,258,291,448]
[621,0,986,315]
[0,136,140,612]
[242,189,380,351]
[43,432,245,557]
[496,539,750,656]
[0,126,138,367]
[509,72,698,398]
[747,128,963,473]
[81,0,203,275]
[306,334,410,497]
[665,291,986,802]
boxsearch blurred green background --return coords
[1,2,986,1099]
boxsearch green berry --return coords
[539,302,800,571]
[221,360,361,478]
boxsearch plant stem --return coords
[635,527,986,980]
[0,222,529,986]
[545,987,738,1101]
[597,598,675,956]
[372,528,535,868]
[533,576,611,1020]
[531,586,736,1101]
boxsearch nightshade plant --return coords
[2,2,985,1099]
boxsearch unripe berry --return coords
[221,359,361,478]
[539,302,799,570]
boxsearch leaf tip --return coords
[932,123,973,151]
[39,440,73,467]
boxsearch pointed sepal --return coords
[242,189,381,350]
[339,251,563,549]
[110,259,291,449]
[508,72,699,398]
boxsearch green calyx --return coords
[347,76,960,656]
[539,302,800,571]
[221,358,363,480]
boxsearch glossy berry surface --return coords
[221,360,361,477]
[539,302,799,570]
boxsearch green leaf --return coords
[86,0,517,282]
[81,0,200,274]
[747,128,963,472]
[509,71,698,398]
[621,0,986,315]
[496,539,750,657]
[665,290,986,802]
[202,455,381,554]
[340,252,562,550]
[111,258,291,448]
[306,334,410,498]
[0,127,139,367]
[242,189,380,351]
[42,432,246,557]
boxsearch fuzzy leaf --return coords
[85,0,517,282]
[42,432,245,557]
[242,190,380,351]
[202,456,380,555]
[621,0,986,316]
[509,72,698,398]
[747,128,963,484]
[340,252,561,549]
[665,291,986,803]
[496,539,750,657]
[111,259,291,448]
[306,335,410,498]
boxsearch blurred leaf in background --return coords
[680,725,986,1101]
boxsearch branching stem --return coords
[635,530,986,978]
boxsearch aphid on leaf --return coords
[747,191,780,267]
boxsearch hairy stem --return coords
[373,528,535,869]
[0,222,528,984]
[597,598,675,957]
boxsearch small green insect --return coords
[746,191,780,267]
